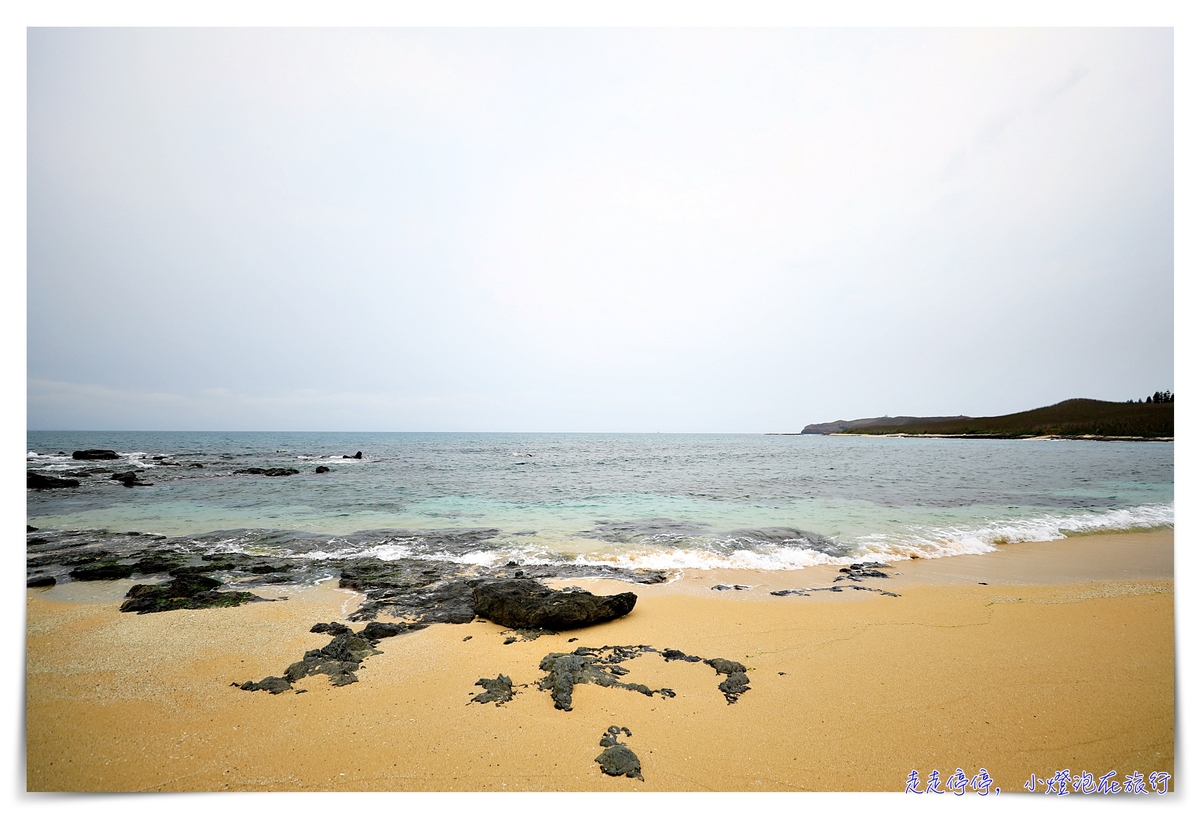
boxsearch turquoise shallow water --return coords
[27,432,1173,572]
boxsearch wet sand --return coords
[25,531,1174,792]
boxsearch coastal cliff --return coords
[798,398,1173,440]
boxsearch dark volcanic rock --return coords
[774,584,899,599]
[111,471,152,487]
[120,573,264,614]
[595,726,643,780]
[315,465,331,474]
[310,622,353,636]
[471,579,637,630]
[244,621,419,695]
[27,575,56,588]
[235,467,300,476]
[538,645,675,711]
[282,633,380,687]
[343,451,363,459]
[705,657,751,704]
[338,559,479,624]
[471,674,515,705]
[358,621,427,640]
[70,561,138,581]
[27,473,80,490]
[27,525,38,532]
[595,745,643,780]
[834,562,892,583]
[537,644,751,711]
[131,555,183,574]
[73,449,120,460]
[239,676,293,695]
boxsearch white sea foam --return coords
[130,501,1173,577]
[851,503,1174,562]
[413,503,1176,573]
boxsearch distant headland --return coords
[789,395,1174,440]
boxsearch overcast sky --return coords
[26,27,1173,432]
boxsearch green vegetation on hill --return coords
[842,399,1173,439]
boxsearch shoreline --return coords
[26,530,1174,792]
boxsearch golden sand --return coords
[25,531,1174,792]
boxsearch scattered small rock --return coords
[706,657,751,704]
[712,584,751,591]
[242,619,425,694]
[238,676,293,695]
[772,585,899,599]
[234,467,300,477]
[471,674,515,706]
[835,563,892,582]
[595,726,643,780]
[315,465,331,474]
[538,646,677,711]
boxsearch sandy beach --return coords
[25,530,1173,793]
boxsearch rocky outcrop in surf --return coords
[72,449,120,460]
[111,471,152,487]
[27,473,80,490]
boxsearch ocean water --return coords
[27,432,1173,575]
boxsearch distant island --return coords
[792,396,1174,440]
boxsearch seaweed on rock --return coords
[121,573,264,614]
